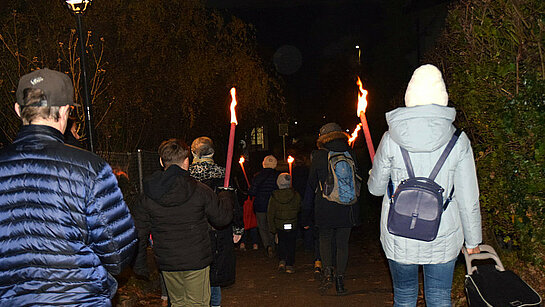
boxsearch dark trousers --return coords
[319,227,351,275]
[277,230,297,266]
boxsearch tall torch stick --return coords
[224,87,238,187]
[356,77,375,162]
[239,156,250,188]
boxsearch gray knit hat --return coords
[276,173,291,189]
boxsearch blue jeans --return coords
[388,258,456,307]
[210,286,221,307]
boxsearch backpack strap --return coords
[428,129,462,180]
[399,148,416,178]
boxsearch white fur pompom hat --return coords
[404,64,448,107]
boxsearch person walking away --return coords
[133,139,234,307]
[0,68,137,306]
[368,64,482,306]
[268,173,301,274]
[189,136,243,307]
[248,155,279,257]
[302,122,363,296]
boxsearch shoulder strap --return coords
[428,129,462,180]
[400,148,415,178]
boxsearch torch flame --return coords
[230,87,238,125]
[348,123,362,146]
[239,156,245,164]
[356,76,369,117]
[287,155,294,164]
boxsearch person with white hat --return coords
[368,64,482,306]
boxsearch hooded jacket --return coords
[303,131,362,228]
[133,165,233,271]
[267,188,301,233]
[368,104,482,264]
[0,125,137,307]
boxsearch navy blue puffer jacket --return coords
[248,168,279,213]
[0,125,137,307]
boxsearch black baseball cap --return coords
[16,68,77,107]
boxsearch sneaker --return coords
[314,260,322,279]
[239,243,246,251]
[285,266,295,274]
[252,243,259,250]
[278,261,286,271]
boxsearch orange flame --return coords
[239,156,245,164]
[287,155,294,164]
[348,123,362,146]
[356,77,369,116]
[230,87,238,125]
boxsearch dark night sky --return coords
[206,0,450,142]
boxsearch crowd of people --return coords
[0,64,483,307]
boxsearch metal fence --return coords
[98,149,161,195]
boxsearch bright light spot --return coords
[294,121,298,125]
[355,45,360,49]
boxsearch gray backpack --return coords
[319,151,362,205]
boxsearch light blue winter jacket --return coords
[368,104,482,264]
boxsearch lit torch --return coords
[356,77,375,162]
[348,123,362,148]
[287,155,294,177]
[238,156,250,188]
[224,87,238,187]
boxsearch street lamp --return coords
[64,0,95,152]
[355,45,361,66]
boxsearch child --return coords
[268,173,301,273]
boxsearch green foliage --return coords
[430,0,545,264]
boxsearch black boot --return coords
[335,274,348,296]
[318,267,334,295]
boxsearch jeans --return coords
[210,286,221,307]
[388,258,456,307]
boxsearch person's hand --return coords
[233,234,241,244]
[465,246,481,254]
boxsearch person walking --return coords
[368,64,482,306]
[268,173,301,274]
[302,122,363,296]
[248,155,279,257]
[189,136,243,307]
[133,139,234,307]
[0,68,137,306]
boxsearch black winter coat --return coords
[189,161,243,287]
[248,168,279,212]
[303,133,362,228]
[133,165,233,272]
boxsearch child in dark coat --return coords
[268,173,301,273]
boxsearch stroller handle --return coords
[462,244,505,275]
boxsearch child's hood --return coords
[272,188,297,204]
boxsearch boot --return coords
[318,267,334,295]
[335,274,348,296]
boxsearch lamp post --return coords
[64,0,95,152]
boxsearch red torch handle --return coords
[224,123,236,187]
[240,165,250,188]
[360,113,375,162]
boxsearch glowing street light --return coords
[64,0,95,152]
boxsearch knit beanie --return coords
[319,122,342,136]
[404,64,448,107]
[262,155,278,169]
[276,173,291,189]
[191,136,214,158]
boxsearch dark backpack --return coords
[319,151,362,205]
[387,129,462,241]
